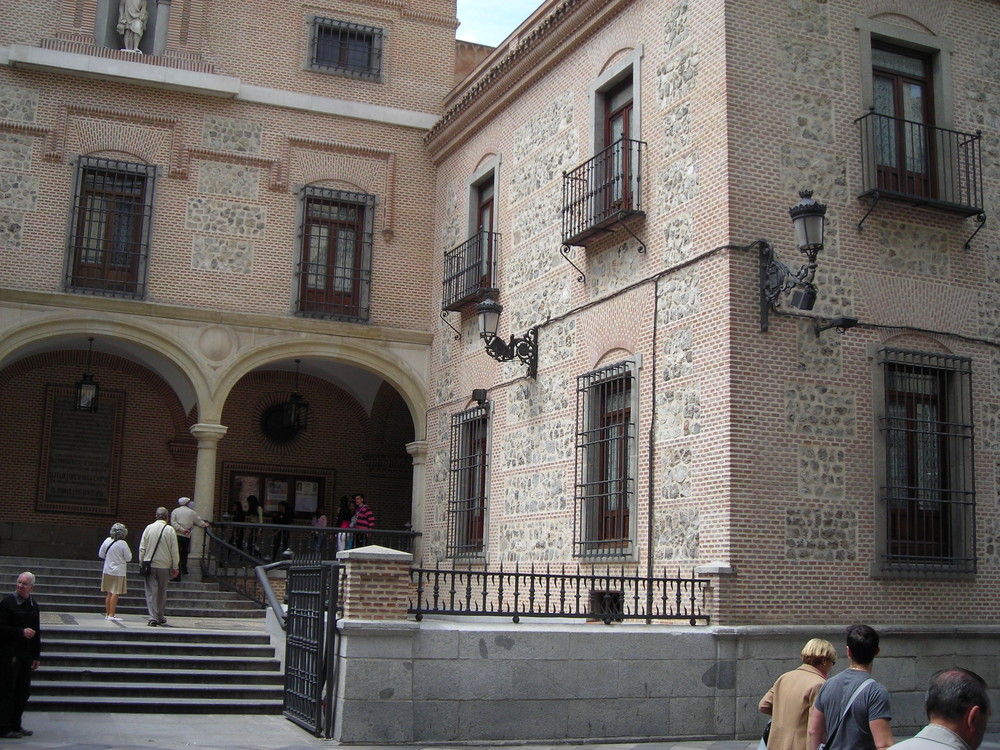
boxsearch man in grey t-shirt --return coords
[808,624,893,750]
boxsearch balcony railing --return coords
[856,110,983,216]
[562,138,645,247]
[442,230,500,310]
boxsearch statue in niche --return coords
[117,0,148,53]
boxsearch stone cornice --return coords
[0,289,433,347]
[424,0,631,161]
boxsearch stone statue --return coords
[117,0,148,53]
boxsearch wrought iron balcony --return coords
[856,110,983,217]
[442,230,499,311]
[561,138,645,247]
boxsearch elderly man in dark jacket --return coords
[0,572,41,739]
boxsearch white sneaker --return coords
[108,616,123,622]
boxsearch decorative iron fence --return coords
[855,110,983,215]
[562,137,645,247]
[409,562,709,625]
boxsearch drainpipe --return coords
[645,277,661,623]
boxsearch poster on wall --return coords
[296,481,319,515]
[265,479,288,514]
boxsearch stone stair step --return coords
[38,666,283,685]
[27,695,284,714]
[33,680,284,699]
[45,638,277,658]
[43,651,281,671]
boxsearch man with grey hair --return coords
[892,668,990,750]
[0,572,41,738]
[139,507,179,627]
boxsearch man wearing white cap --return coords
[170,497,210,581]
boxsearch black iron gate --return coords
[282,562,340,738]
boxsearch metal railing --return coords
[202,523,418,606]
[562,138,645,247]
[856,110,983,215]
[442,231,500,310]
[409,562,709,625]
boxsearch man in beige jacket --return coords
[138,507,179,627]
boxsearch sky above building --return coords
[455,0,542,46]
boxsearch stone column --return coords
[405,440,427,560]
[188,422,227,558]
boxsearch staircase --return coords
[1,556,263,619]
[1,557,285,714]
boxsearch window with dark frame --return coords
[879,348,975,573]
[297,186,375,322]
[66,156,155,299]
[602,78,634,214]
[573,361,636,558]
[871,43,934,199]
[310,17,383,80]
[447,404,490,558]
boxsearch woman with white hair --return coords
[98,523,132,621]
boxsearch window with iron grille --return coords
[573,361,636,558]
[297,187,375,322]
[310,17,383,81]
[447,404,490,558]
[878,348,975,573]
[66,156,155,299]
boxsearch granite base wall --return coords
[333,620,1000,744]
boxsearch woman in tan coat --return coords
[759,638,837,750]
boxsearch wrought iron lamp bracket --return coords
[758,239,820,332]
[482,326,538,379]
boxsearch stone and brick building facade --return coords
[2,0,999,652]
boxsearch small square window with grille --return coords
[310,17,383,81]
[573,360,636,559]
[447,404,490,558]
[878,348,975,573]
[297,186,375,322]
[66,156,156,299]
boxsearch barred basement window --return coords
[573,360,637,558]
[310,17,383,81]
[447,404,490,558]
[66,156,156,299]
[878,348,975,574]
[297,187,375,322]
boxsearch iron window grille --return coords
[310,17,383,81]
[442,230,500,311]
[573,361,636,558]
[447,403,490,558]
[297,186,375,322]
[65,156,156,299]
[879,348,975,573]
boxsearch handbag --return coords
[817,677,874,750]
[756,719,771,750]
[139,525,166,578]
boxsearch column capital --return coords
[190,423,228,443]
[405,439,427,463]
